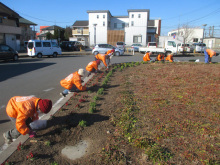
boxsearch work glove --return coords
[29,130,36,138]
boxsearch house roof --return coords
[19,17,37,25]
[41,25,63,30]
[73,20,88,27]
[0,2,20,18]
[87,10,112,17]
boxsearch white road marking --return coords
[0,105,5,109]
[43,88,54,92]
[52,97,63,107]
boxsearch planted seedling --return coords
[79,120,87,127]
[44,140,51,146]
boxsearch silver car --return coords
[92,44,124,56]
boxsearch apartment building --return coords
[87,9,161,47]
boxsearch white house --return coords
[87,9,161,47]
[168,28,204,43]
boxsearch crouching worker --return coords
[60,68,87,97]
[204,49,216,63]
[165,53,174,62]
[155,53,165,61]
[95,53,110,69]
[3,96,52,144]
[86,60,101,77]
[143,51,152,62]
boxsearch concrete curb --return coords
[0,73,94,164]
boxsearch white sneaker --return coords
[3,133,12,144]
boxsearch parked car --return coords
[27,40,62,58]
[177,43,194,53]
[60,41,84,51]
[116,42,125,51]
[92,44,124,56]
[131,43,142,52]
[0,44,19,61]
[192,43,206,53]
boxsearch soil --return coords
[3,62,220,165]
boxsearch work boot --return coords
[3,133,12,144]
[60,92,66,97]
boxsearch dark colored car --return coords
[60,41,84,51]
[0,44,19,61]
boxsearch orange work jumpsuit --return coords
[165,54,174,62]
[95,54,108,67]
[143,52,151,61]
[60,71,86,91]
[86,61,98,72]
[6,96,40,135]
[206,49,216,58]
[156,54,164,61]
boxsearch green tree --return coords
[64,26,72,40]
[46,32,53,40]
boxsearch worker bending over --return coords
[86,60,101,77]
[204,49,216,63]
[165,53,174,62]
[3,96,52,144]
[60,68,87,97]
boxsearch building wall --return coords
[203,38,220,49]
[168,28,204,43]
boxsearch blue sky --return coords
[1,0,220,36]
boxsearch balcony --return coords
[72,29,89,36]
[0,25,21,34]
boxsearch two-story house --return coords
[37,25,63,40]
[0,2,21,50]
[71,20,89,47]
[87,9,161,47]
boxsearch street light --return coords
[202,24,207,54]
[93,24,97,46]
[202,24,207,43]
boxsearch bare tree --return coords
[178,24,195,44]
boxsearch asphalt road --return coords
[0,53,219,146]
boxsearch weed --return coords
[93,96,99,101]
[44,141,51,146]
[97,88,104,95]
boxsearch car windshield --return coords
[28,42,34,49]
[117,42,124,45]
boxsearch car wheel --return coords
[93,51,99,55]
[37,53,42,58]
[53,52,58,58]
[115,51,120,56]
[13,54,19,61]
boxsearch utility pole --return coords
[212,26,214,37]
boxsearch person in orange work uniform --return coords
[95,52,110,68]
[143,51,152,62]
[155,53,165,61]
[60,68,87,97]
[204,49,216,63]
[86,60,101,77]
[165,53,174,62]
[3,96,52,144]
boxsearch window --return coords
[97,15,99,19]
[133,36,142,43]
[131,21,134,26]
[103,15,105,18]
[114,23,117,28]
[193,38,198,42]
[138,14,141,18]
[43,42,51,47]
[35,42,41,47]
[131,14,134,18]
[122,23,125,28]
[52,42,58,47]
[103,21,105,26]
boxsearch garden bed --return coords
[2,62,220,165]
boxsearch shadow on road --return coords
[0,62,56,82]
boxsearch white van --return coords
[192,43,206,53]
[27,40,62,58]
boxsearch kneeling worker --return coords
[3,96,52,144]
[155,53,165,61]
[86,60,101,77]
[165,53,174,62]
[60,68,87,97]
[143,51,152,62]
